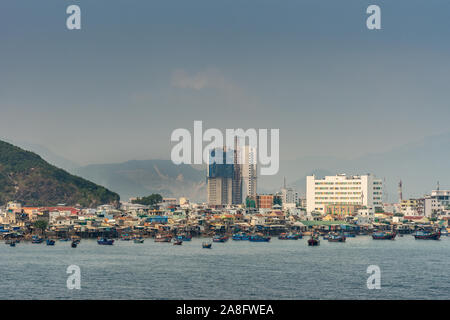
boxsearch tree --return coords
[131,194,163,206]
[34,219,48,236]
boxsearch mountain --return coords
[4,139,80,172]
[0,140,120,207]
[75,160,206,202]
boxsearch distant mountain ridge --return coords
[75,160,206,202]
[8,131,450,203]
[0,140,120,207]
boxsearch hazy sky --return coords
[1,0,450,165]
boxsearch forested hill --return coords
[0,140,120,207]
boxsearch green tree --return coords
[131,194,163,206]
[246,197,256,208]
[34,219,48,236]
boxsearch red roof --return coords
[404,216,424,220]
[40,207,79,215]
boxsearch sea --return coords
[1,235,449,299]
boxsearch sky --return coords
[1,0,450,166]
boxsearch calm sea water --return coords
[1,236,449,299]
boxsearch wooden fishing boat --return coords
[328,233,346,242]
[414,230,441,240]
[212,235,229,243]
[202,242,212,249]
[155,234,172,242]
[97,238,114,245]
[372,231,396,240]
[308,234,320,246]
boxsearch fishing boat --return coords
[120,234,132,241]
[343,232,356,238]
[173,240,183,245]
[249,234,271,242]
[133,238,144,244]
[97,238,114,245]
[278,233,300,240]
[46,239,56,246]
[328,233,346,242]
[414,230,441,240]
[177,234,192,241]
[308,235,320,246]
[155,234,172,242]
[202,242,212,249]
[372,231,396,240]
[213,235,229,242]
[232,232,249,240]
[31,236,44,244]
[71,241,78,248]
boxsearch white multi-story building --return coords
[306,173,383,214]
[424,190,450,217]
[281,187,298,205]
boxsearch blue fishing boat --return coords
[232,233,249,240]
[249,234,271,242]
[46,239,55,246]
[177,235,192,241]
[97,238,114,245]
[343,232,356,238]
[202,242,212,249]
[372,231,396,240]
[31,236,44,244]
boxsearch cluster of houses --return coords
[0,194,449,239]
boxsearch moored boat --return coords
[414,230,441,240]
[202,242,212,249]
[232,233,249,240]
[71,241,78,248]
[97,238,114,245]
[177,234,192,241]
[213,235,229,242]
[328,233,346,242]
[308,235,320,246]
[31,236,44,244]
[278,233,300,240]
[173,240,183,245]
[372,231,396,240]
[249,234,271,242]
[133,238,144,243]
[46,239,55,246]
[155,234,172,242]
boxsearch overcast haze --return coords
[1,0,450,167]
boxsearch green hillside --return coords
[0,140,120,207]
